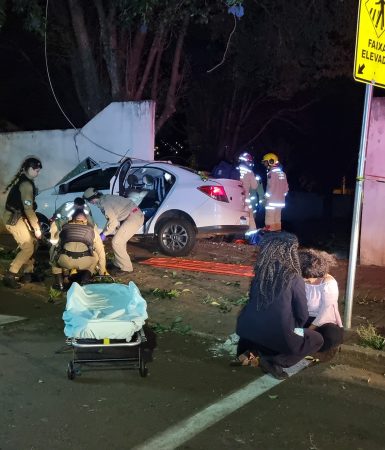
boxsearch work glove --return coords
[100,232,106,241]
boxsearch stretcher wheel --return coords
[67,361,76,380]
[139,358,148,377]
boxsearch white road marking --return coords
[0,315,26,326]
[134,360,310,450]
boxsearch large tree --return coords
[4,0,229,131]
[184,0,358,166]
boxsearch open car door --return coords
[110,158,132,196]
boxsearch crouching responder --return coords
[50,196,93,244]
[2,156,43,289]
[51,210,107,289]
[261,152,288,232]
[83,187,144,275]
[237,152,264,234]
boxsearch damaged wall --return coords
[0,101,155,229]
[360,97,385,266]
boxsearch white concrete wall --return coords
[360,97,385,266]
[0,101,155,229]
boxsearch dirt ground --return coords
[1,233,384,345]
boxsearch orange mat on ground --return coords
[140,257,254,277]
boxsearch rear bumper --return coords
[196,225,249,237]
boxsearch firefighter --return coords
[2,156,43,289]
[51,209,107,289]
[83,187,144,274]
[261,152,289,232]
[237,152,264,232]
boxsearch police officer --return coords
[261,153,289,232]
[51,209,107,289]
[2,156,43,289]
[50,196,94,244]
[83,187,144,274]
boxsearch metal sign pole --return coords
[344,83,373,329]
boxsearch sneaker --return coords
[259,358,288,380]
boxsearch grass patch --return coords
[202,293,248,313]
[356,323,385,351]
[151,317,191,335]
[151,288,181,299]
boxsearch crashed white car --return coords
[36,157,249,256]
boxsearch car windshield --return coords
[56,157,99,185]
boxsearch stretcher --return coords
[63,280,150,380]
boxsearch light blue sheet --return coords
[63,281,148,340]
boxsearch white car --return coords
[36,157,120,233]
[36,157,249,256]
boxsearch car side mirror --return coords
[58,184,68,194]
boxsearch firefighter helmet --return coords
[261,153,279,165]
[238,152,254,167]
[83,187,100,201]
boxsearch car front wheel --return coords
[157,219,196,256]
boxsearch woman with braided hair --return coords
[2,156,43,289]
[236,232,324,379]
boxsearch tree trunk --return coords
[134,28,165,101]
[94,0,121,100]
[67,0,104,118]
[125,26,147,99]
[156,17,189,133]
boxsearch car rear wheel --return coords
[157,218,196,256]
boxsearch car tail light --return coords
[197,185,229,202]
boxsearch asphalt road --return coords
[0,286,385,450]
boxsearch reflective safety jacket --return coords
[265,165,288,209]
[239,165,265,213]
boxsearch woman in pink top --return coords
[299,248,344,356]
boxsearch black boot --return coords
[79,270,92,285]
[20,273,45,283]
[52,273,64,291]
[259,358,288,380]
[20,273,32,283]
[3,271,22,289]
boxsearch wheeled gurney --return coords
[63,280,150,380]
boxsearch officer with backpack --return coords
[51,210,107,290]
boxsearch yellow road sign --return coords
[354,0,385,88]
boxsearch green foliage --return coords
[356,323,385,351]
[152,288,181,299]
[116,0,223,28]
[11,0,45,36]
[185,0,358,163]
[48,287,63,302]
[151,316,191,334]
[202,292,248,312]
